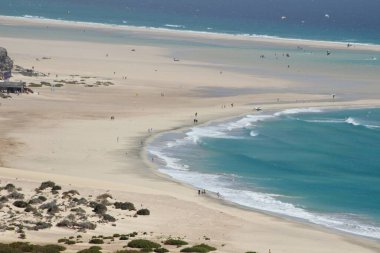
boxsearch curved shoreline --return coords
[143,104,380,242]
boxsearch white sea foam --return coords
[157,167,380,239]
[250,131,258,137]
[149,148,189,171]
[344,117,380,129]
[274,108,323,117]
[164,24,185,28]
[184,115,272,143]
[345,117,360,126]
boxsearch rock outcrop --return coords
[0,47,13,72]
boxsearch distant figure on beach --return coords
[326,50,331,56]
[217,192,220,198]
[198,189,201,195]
[202,189,206,194]
[195,112,198,117]
[332,94,336,99]
[110,116,115,120]
[194,118,198,124]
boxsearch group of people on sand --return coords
[198,189,206,195]
[198,189,221,198]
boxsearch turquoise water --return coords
[148,108,380,239]
[1,0,380,44]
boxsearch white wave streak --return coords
[345,117,380,129]
[149,149,189,171]
[164,24,185,28]
[304,119,345,124]
[185,115,273,143]
[345,117,360,126]
[158,168,380,239]
[274,108,322,117]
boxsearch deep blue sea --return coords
[1,0,380,44]
[148,108,380,239]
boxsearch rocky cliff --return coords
[0,47,13,72]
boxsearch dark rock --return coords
[136,209,150,216]
[0,47,13,72]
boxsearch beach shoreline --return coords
[2,15,380,52]
[144,104,380,242]
[1,16,380,252]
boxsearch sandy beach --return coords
[1,16,380,253]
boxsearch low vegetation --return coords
[127,239,160,250]
[180,244,216,253]
[163,239,188,246]
[89,239,104,244]
[77,246,102,253]
[136,209,150,216]
[0,242,65,253]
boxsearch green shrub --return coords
[77,246,102,253]
[13,201,28,208]
[0,196,9,203]
[65,240,76,245]
[4,183,16,192]
[113,234,120,238]
[9,242,33,251]
[154,248,169,253]
[7,192,24,199]
[93,203,107,215]
[114,202,135,211]
[102,214,116,222]
[52,185,62,191]
[127,239,160,249]
[245,252,257,253]
[33,222,52,230]
[129,232,138,237]
[39,181,56,190]
[164,239,188,246]
[180,244,216,253]
[89,239,104,244]
[58,238,68,243]
[38,196,47,202]
[119,235,128,240]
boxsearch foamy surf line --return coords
[1,15,380,49]
[147,107,380,239]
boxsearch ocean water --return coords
[148,108,380,239]
[1,0,380,44]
